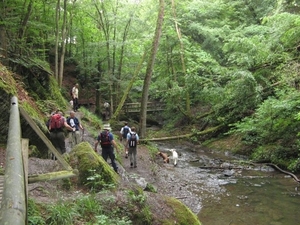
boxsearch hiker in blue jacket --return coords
[67,111,84,149]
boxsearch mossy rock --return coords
[68,142,119,187]
[162,196,202,225]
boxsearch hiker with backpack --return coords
[48,110,74,154]
[103,101,110,120]
[66,111,84,149]
[120,122,131,158]
[94,124,119,173]
[72,83,79,112]
[126,126,139,168]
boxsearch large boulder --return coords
[68,142,119,189]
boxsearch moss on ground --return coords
[161,196,202,225]
[68,142,119,189]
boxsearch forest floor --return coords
[27,108,195,224]
[28,145,179,223]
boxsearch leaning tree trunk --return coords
[171,0,191,117]
[111,51,147,120]
[58,0,68,87]
[139,0,165,138]
[54,0,60,81]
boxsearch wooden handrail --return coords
[0,96,27,225]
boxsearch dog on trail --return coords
[169,149,178,166]
[157,151,169,163]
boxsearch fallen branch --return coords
[139,125,223,142]
[266,163,300,183]
[199,166,242,170]
[176,196,188,199]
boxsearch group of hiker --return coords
[48,110,84,155]
[94,122,140,173]
[47,102,139,173]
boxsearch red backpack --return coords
[49,114,64,130]
[100,131,111,147]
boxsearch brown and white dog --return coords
[157,151,169,163]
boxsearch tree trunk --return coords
[95,61,102,116]
[94,1,112,114]
[111,51,147,120]
[171,0,191,117]
[58,0,68,87]
[54,0,60,81]
[0,24,8,65]
[115,15,133,106]
[139,0,165,138]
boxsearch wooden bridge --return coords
[122,102,165,113]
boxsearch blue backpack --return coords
[122,127,129,138]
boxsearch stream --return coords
[156,142,300,225]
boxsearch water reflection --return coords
[200,174,300,225]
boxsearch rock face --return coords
[0,89,11,143]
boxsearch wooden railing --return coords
[0,96,78,225]
[122,102,165,113]
[0,96,27,225]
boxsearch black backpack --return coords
[100,131,111,147]
[122,127,129,138]
[128,132,137,147]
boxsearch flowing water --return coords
[156,142,300,225]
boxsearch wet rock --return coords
[223,169,235,177]
[135,177,147,189]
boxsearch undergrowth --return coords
[28,187,154,225]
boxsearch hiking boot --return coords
[130,162,133,168]
[134,165,137,168]
[125,153,128,158]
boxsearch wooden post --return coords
[19,107,72,171]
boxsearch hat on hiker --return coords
[103,124,111,131]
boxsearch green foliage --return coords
[127,188,146,205]
[126,188,152,225]
[28,194,133,225]
[86,169,116,191]
[48,76,68,109]
[211,71,260,125]
[46,200,76,225]
[74,194,103,221]
[28,198,46,225]
[230,90,300,169]
[79,107,102,138]
[287,157,300,172]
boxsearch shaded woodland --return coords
[1,0,300,172]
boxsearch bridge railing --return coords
[0,96,27,225]
[123,102,165,113]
